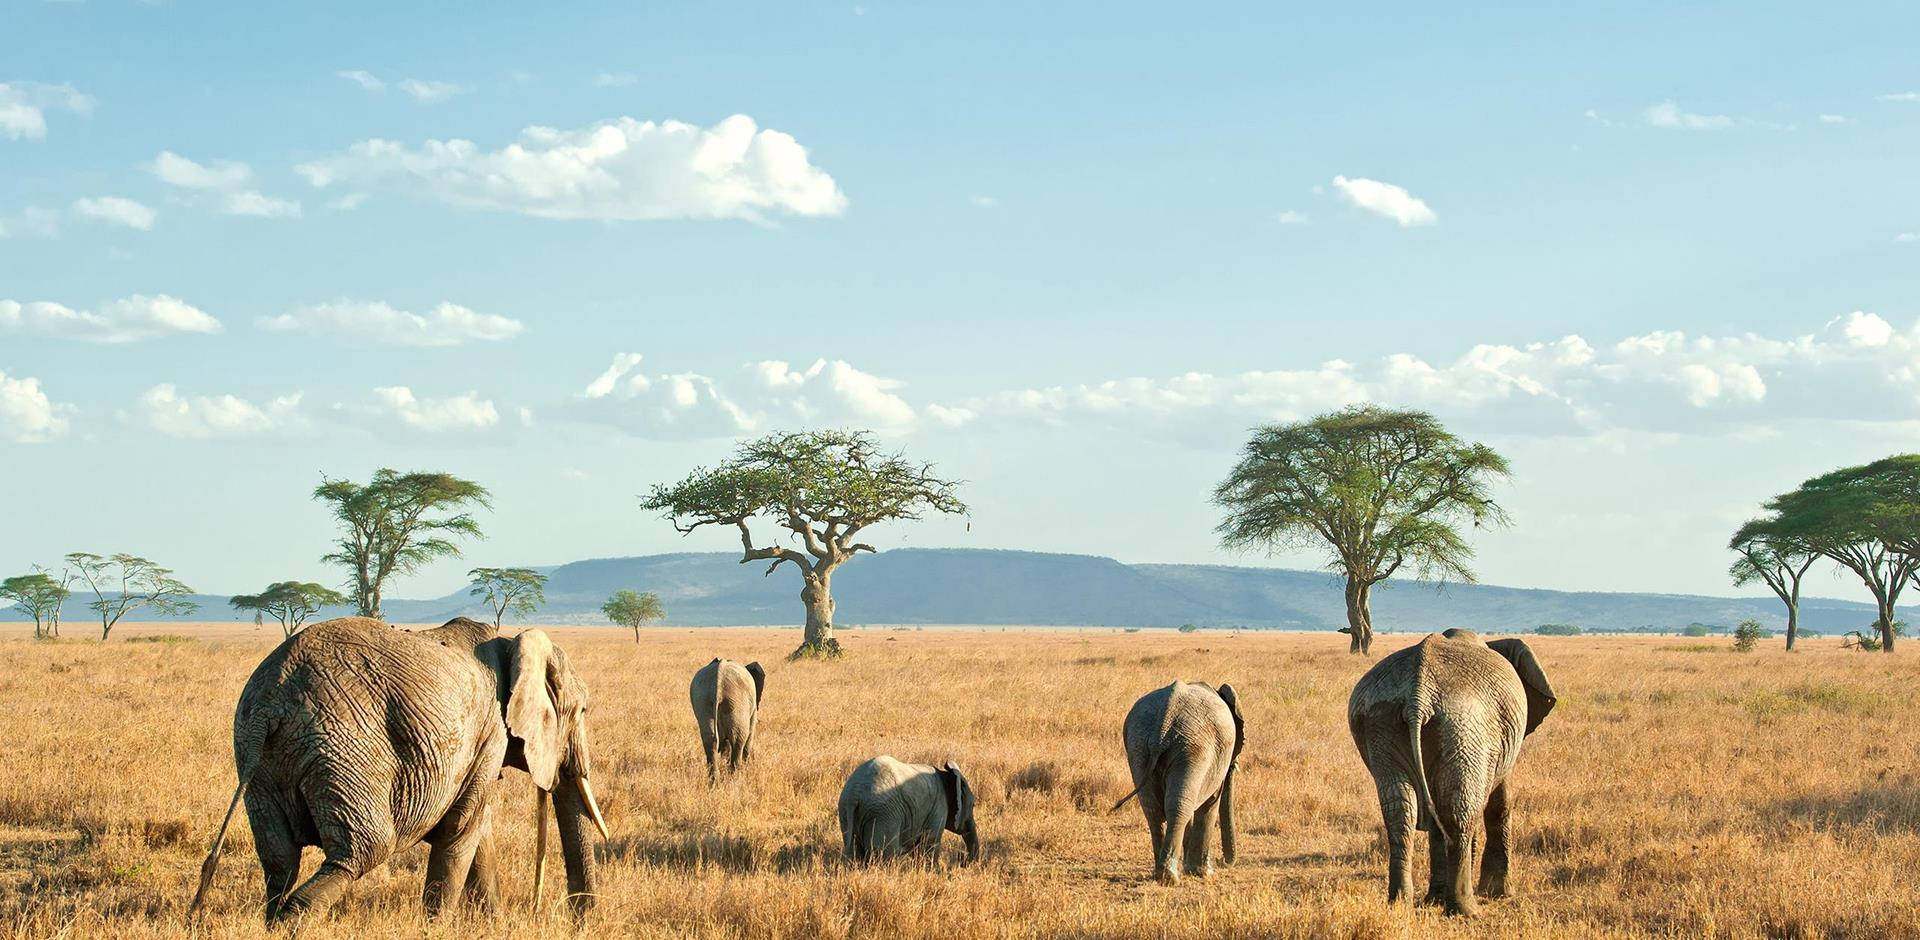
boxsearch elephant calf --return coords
[689,657,766,783]
[1348,629,1556,916]
[838,756,980,864]
[1115,680,1244,884]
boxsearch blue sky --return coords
[4,1,1920,606]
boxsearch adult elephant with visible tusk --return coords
[1348,628,1556,916]
[1114,680,1245,884]
[190,617,612,924]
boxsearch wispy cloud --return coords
[365,387,500,431]
[0,81,94,141]
[1642,100,1734,130]
[257,300,526,346]
[1875,91,1920,103]
[149,150,301,219]
[1818,114,1853,125]
[1274,210,1309,225]
[969,194,999,209]
[593,72,638,88]
[335,69,385,93]
[0,295,222,343]
[398,79,465,103]
[72,196,156,230]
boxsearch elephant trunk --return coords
[551,774,599,916]
[961,824,980,863]
[1218,766,1237,865]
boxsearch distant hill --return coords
[4,548,1902,635]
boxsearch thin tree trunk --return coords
[1784,599,1798,652]
[1344,576,1374,655]
[1880,596,1897,653]
[794,569,841,658]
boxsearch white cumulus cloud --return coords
[0,81,94,141]
[296,114,847,223]
[148,150,302,219]
[0,295,222,342]
[258,300,526,346]
[138,384,304,437]
[578,354,925,438]
[0,370,72,442]
[71,196,156,230]
[367,387,500,431]
[1331,176,1436,227]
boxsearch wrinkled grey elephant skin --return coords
[838,755,980,864]
[1348,628,1556,916]
[1117,680,1245,884]
[689,658,765,783]
[191,617,610,924]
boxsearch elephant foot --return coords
[1417,890,1446,908]
[1442,895,1480,918]
[1477,879,1509,900]
[1183,862,1213,879]
[1154,867,1180,886]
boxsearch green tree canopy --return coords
[468,567,548,628]
[640,429,966,658]
[314,469,491,620]
[601,589,666,643]
[1213,405,1510,654]
[1728,516,1818,651]
[0,572,69,639]
[230,581,347,638]
[1762,455,1920,653]
[64,552,197,641]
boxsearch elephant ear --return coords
[1217,683,1246,761]
[939,761,964,831]
[746,661,766,704]
[1488,638,1557,734]
[506,629,562,791]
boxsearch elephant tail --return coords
[1406,707,1452,850]
[1108,787,1140,813]
[189,765,257,914]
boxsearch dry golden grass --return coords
[2,622,1917,938]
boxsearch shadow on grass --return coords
[600,832,840,875]
[1768,774,1920,835]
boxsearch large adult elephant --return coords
[689,657,765,783]
[1348,628,1556,916]
[1114,680,1244,884]
[190,617,611,924]
[838,755,980,864]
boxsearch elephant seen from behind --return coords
[1115,680,1245,884]
[1348,628,1556,916]
[689,657,766,783]
[191,617,611,924]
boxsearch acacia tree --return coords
[0,573,69,639]
[1728,518,1818,651]
[1766,456,1920,654]
[314,470,491,619]
[468,567,548,628]
[1213,405,1511,655]
[602,589,666,643]
[64,552,198,641]
[229,581,348,638]
[641,430,967,658]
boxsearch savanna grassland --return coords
[2,624,1917,938]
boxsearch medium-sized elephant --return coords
[838,756,980,864]
[190,617,611,924]
[1348,629,1556,916]
[689,657,766,783]
[1114,680,1244,884]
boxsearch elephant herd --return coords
[188,617,1555,925]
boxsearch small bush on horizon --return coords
[1536,623,1582,636]
[1733,620,1762,653]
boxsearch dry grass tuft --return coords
[1,623,1917,938]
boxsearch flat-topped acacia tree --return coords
[641,430,966,658]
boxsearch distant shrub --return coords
[1177,623,1200,633]
[126,634,194,645]
[1732,620,1762,653]
[1682,624,1712,637]
[1535,623,1582,636]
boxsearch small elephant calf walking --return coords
[838,756,981,863]
[689,658,765,783]
[1348,629,1556,916]
[1115,680,1245,884]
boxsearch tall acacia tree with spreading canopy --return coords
[1728,518,1818,651]
[1213,405,1511,655]
[641,430,967,658]
[0,573,69,639]
[1763,455,1920,654]
[313,470,491,619]
[468,567,548,628]
[229,581,348,638]
[63,552,198,641]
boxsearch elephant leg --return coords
[245,791,301,923]
[1182,798,1217,877]
[1365,741,1417,905]
[463,806,500,912]
[1137,778,1166,880]
[726,736,743,775]
[422,827,483,917]
[1478,781,1511,898]
[271,856,358,926]
[1433,813,1481,917]
[1423,826,1447,906]
[1156,765,1197,885]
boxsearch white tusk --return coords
[578,775,611,841]
[532,787,549,912]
